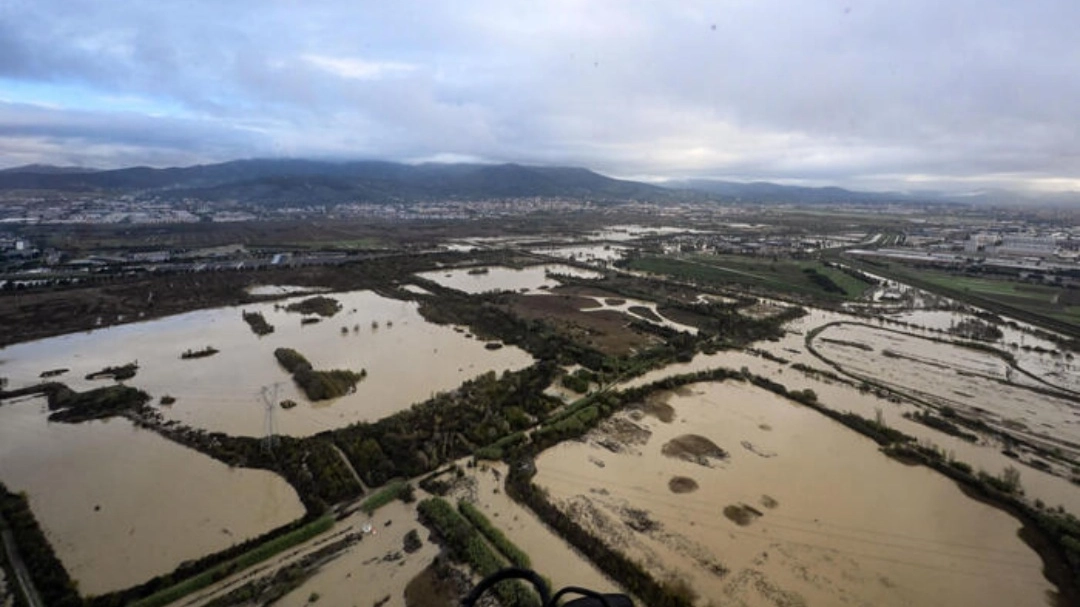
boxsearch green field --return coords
[837,256,1080,338]
[627,254,873,301]
[918,272,1080,324]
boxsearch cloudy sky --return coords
[1,0,1078,192]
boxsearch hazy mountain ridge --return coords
[665,178,1080,207]
[0,159,674,205]
[2,160,1074,206]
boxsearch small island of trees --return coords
[273,347,366,401]
[242,310,275,335]
[284,296,342,318]
[180,346,219,359]
[85,362,139,381]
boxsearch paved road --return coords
[0,521,44,607]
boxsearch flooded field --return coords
[887,309,1080,393]
[416,264,602,294]
[812,322,1080,455]
[0,397,304,596]
[530,244,628,265]
[535,381,1054,607]
[585,225,707,241]
[245,285,326,297]
[621,316,1080,516]
[0,290,533,437]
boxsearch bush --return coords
[459,501,531,568]
[417,498,538,607]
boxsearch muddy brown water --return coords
[813,323,1080,452]
[0,290,533,437]
[416,264,602,294]
[624,307,1080,516]
[536,381,1055,607]
[0,397,304,596]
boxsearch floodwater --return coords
[0,397,304,596]
[0,290,533,437]
[465,463,619,595]
[535,382,1054,607]
[887,310,1080,393]
[245,285,326,296]
[620,308,1080,515]
[416,264,602,294]
[813,323,1080,454]
[585,225,706,241]
[530,244,628,265]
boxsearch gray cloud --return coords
[1,0,1078,192]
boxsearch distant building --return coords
[996,235,1056,258]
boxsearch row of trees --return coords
[417,497,539,607]
[0,482,81,606]
[273,347,365,401]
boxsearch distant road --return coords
[0,516,44,607]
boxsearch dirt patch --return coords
[760,495,779,509]
[404,558,472,607]
[503,293,660,356]
[661,434,728,466]
[593,417,652,454]
[628,305,663,323]
[723,504,764,526]
[668,476,699,494]
[635,394,676,423]
[740,302,790,320]
[621,507,661,533]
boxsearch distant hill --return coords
[0,164,101,175]
[0,159,673,205]
[665,178,1080,207]
[663,179,904,204]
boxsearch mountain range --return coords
[0,159,670,205]
[0,159,1072,206]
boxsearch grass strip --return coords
[458,501,531,568]
[131,514,334,607]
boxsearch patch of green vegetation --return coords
[128,515,334,607]
[181,346,219,359]
[417,498,539,607]
[841,258,1080,341]
[334,365,562,487]
[625,254,871,302]
[274,348,366,401]
[458,501,531,568]
[85,362,139,381]
[48,384,151,423]
[0,483,80,607]
[284,296,342,318]
[359,481,415,515]
[242,310,275,336]
[560,368,596,393]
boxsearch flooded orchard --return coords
[0,397,304,596]
[535,381,1055,607]
[0,289,533,437]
